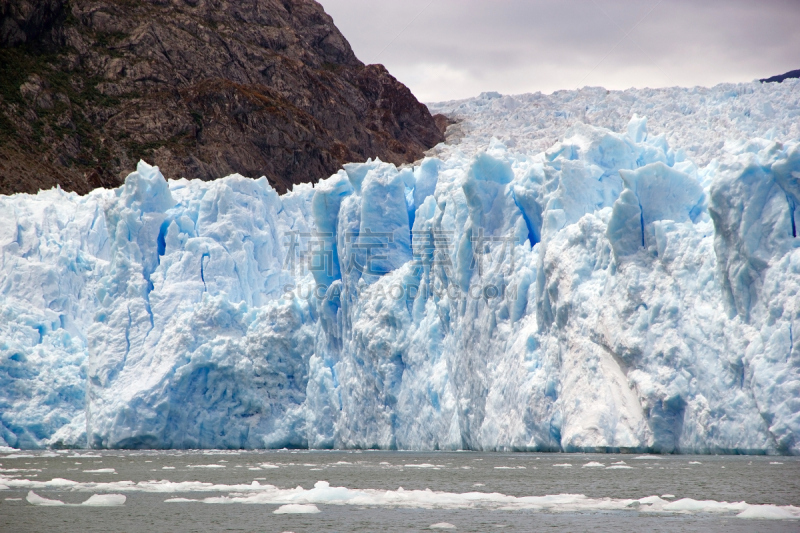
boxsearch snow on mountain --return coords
[1,80,798,453]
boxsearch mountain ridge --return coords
[760,68,800,83]
[0,0,444,195]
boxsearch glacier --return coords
[1,80,799,453]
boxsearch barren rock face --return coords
[0,0,444,194]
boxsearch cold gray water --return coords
[1,450,798,532]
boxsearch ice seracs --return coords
[0,80,798,454]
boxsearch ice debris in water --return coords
[273,503,320,514]
[26,491,125,506]
[0,80,799,454]
[81,494,126,506]
[5,476,800,519]
[26,491,64,506]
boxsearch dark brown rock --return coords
[0,0,444,195]
[432,113,455,136]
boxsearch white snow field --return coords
[0,80,798,453]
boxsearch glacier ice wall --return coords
[1,82,799,454]
[427,80,800,167]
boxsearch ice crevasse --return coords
[1,109,799,453]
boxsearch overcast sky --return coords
[318,0,800,102]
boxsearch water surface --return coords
[1,450,798,532]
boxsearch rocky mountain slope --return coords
[760,69,800,84]
[0,0,444,195]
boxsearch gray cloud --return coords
[318,0,800,102]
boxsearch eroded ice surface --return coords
[0,80,799,453]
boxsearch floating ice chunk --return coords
[26,491,64,506]
[273,504,320,514]
[662,498,746,513]
[83,468,116,474]
[737,505,800,519]
[81,494,126,506]
[769,462,783,465]
[661,494,675,499]
[10,475,800,517]
[429,523,457,530]
[552,464,572,467]
[187,464,225,469]
[162,467,175,470]
[202,451,241,456]
[582,462,605,468]
[688,461,701,465]
[605,465,633,470]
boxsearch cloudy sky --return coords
[318,0,800,102]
